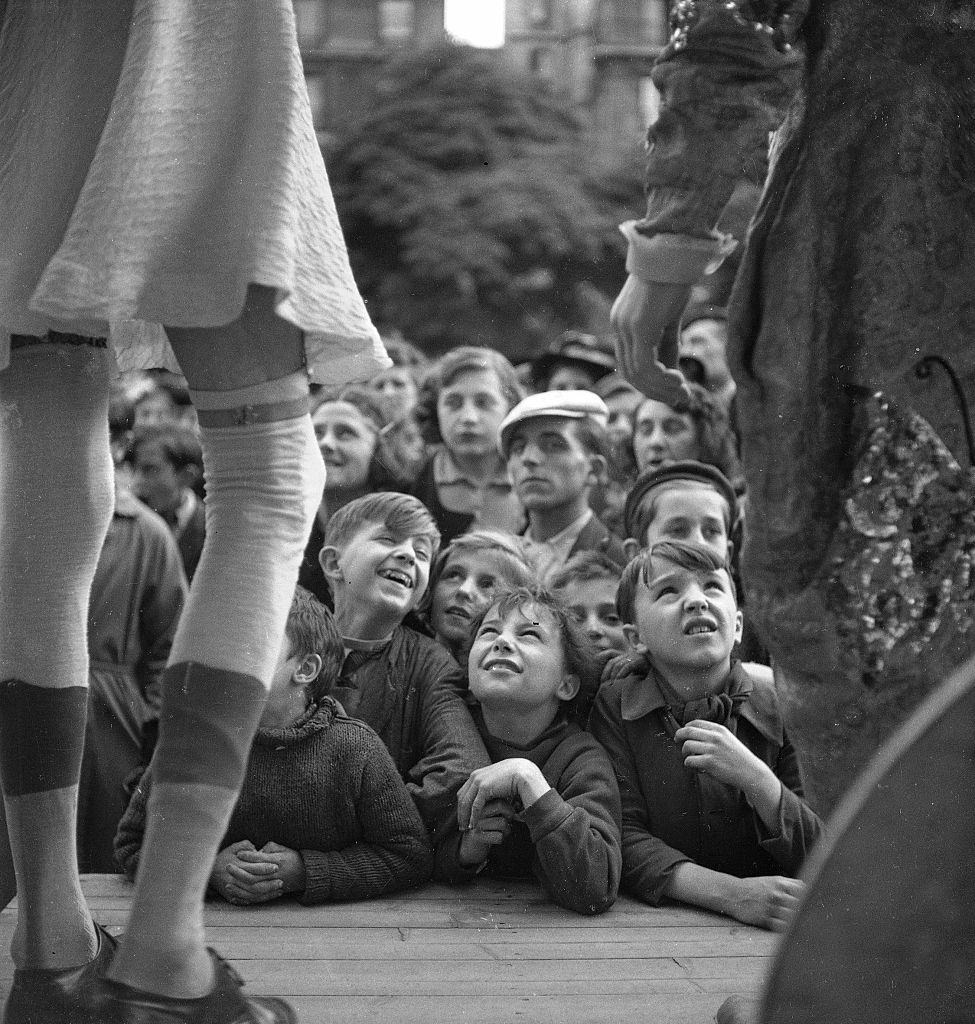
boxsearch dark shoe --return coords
[4,922,118,1024]
[100,950,296,1024]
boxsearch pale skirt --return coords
[0,0,388,386]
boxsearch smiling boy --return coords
[589,541,821,930]
[438,586,622,915]
[318,493,489,841]
[499,390,626,580]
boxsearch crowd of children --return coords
[85,328,821,933]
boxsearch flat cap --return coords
[499,390,608,457]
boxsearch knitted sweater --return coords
[114,697,433,903]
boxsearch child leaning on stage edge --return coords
[318,492,490,842]
[115,587,433,904]
[588,542,822,931]
[437,586,623,916]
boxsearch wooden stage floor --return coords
[0,875,773,1023]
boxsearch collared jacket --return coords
[589,663,822,905]
[330,625,490,843]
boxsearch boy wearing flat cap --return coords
[499,390,627,581]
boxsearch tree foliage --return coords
[327,43,644,359]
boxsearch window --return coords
[528,0,552,27]
[380,0,416,45]
[327,3,377,46]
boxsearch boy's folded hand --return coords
[675,720,768,791]
[457,797,516,868]
[458,759,550,831]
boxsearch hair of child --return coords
[286,586,344,703]
[468,584,602,720]
[125,421,203,474]
[328,383,418,490]
[323,491,441,563]
[631,382,741,482]
[414,346,524,445]
[547,549,626,592]
[616,540,736,626]
[429,529,536,595]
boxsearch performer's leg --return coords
[107,285,324,1001]
[0,341,113,968]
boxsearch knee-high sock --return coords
[0,342,112,968]
[110,371,324,997]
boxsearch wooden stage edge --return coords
[0,875,774,1024]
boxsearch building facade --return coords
[294,0,447,143]
[296,0,670,157]
[502,0,669,162]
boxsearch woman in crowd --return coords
[298,385,418,605]
[630,383,742,490]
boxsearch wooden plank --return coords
[143,935,774,962]
[224,955,769,990]
[0,875,769,1024]
[282,993,737,1024]
[57,901,732,931]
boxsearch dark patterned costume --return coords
[638,1,975,809]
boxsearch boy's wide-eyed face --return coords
[431,548,521,649]
[468,601,577,711]
[437,369,510,461]
[627,556,742,675]
[641,485,730,559]
[556,577,627,657]
[506,417,599,512]
[326,520,434,616]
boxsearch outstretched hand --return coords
[610,275,692,406]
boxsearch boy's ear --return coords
[622,624,645,653]
[292,653,323,686]
[623,537,642,562]
[733,609,744,646]
[319,545,343,580]
[557,672,581,703]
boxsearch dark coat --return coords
[589,664,822,905]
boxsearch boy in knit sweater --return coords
[438,586,622,915]
[115,587,433,904]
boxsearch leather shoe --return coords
[4,921,118,1024]
[100,950,296,1024]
